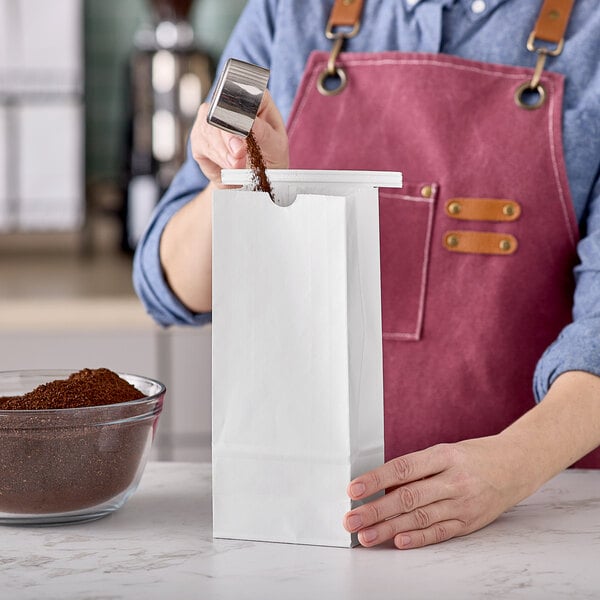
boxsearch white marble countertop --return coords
[1,462,599,600]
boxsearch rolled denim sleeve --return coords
[534,174,600,400]
[132,155,212,327]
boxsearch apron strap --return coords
[317,0,364,96]
[529,0,575,48]
[517,0,576,109]
[326,0,364,38]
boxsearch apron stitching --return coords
[289,57,549,138]
[328,57,551,81]
[380,194,434,203]
[289,55,560,139]
[415,191,436,339]
[546,78,578,249]
[384,332,419,340]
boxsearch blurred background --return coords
[0,0,246,461]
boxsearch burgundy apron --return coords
[287,1,600,468]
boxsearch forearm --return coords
[500,370,600,493]
[159,183,214,314]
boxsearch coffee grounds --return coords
[0,369,160,517]
[0,368,144,410]
[246,130,274,199]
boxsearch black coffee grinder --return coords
[123,0,214,250]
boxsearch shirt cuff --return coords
[533,319,600,401]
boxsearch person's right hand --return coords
[191,89,289,186]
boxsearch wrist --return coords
[498,371,600,491]
[494,429,549,499]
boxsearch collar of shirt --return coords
[403,0,512,22]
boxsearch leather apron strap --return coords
[325,0,576,43]
[530,0,575,45]
[327,0,364,32]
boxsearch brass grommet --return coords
[316,66,348,96]
[421,185,433,198]
[446,234,459,248]
[502,204,515,217]
[448,201,461,215]
[499,239,512,252]
[514,82,546,110]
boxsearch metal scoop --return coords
[206,58,270,137]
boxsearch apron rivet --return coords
[502,204,515,216]
[446,234,459,248]
[448,201,461,215]
[499,239,512,251]
[420,185,433,198]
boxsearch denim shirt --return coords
[133,0,600,401]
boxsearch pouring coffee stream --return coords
[207,58,274,200]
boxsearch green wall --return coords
[85,0,246,183]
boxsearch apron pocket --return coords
[379,183,437,341]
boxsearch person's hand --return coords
[191,89,289,186]
[342,435,534,549]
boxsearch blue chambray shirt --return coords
[133,0,600,402]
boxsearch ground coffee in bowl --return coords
[0,369,164,524]
[0,368,144,410]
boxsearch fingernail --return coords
[398,535,411,548]
[347,514,363,531]
[229,137,244,153]
[360,529,378,544]
[350,482,366,497]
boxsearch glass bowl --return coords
[0,370,165,525]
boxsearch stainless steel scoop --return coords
[206,58,270,137]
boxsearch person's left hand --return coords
[342,435,534,549]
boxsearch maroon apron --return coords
[286,26,599,468]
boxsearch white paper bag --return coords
[212,169,402,547]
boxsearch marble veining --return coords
[0,463,598,600]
